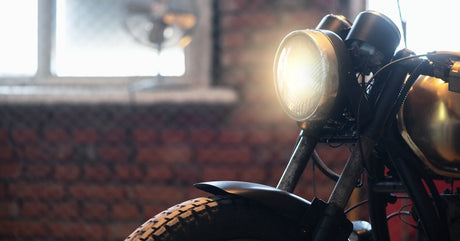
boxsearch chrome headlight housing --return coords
[274,29,350,122]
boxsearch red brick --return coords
[72,128,99,144]
[12,128,38,143]
[174,164,201,183]
[136,145,191,164]
[229,107,272,125]
[114,164,143,181]
[247,129,273,144]
[49,222,104,240]
[44,128,68,142]
[186,187,210,200]
[112,203,139,220]
[83,164,112,181]
[221,32,248,49]
[272,144,297,163]
[189,129,215,143]
[22,201,49,217]
[145,166,173,181]
[287,10,325,28]
[202,166,239,181]
[221,0,266,12]
[83,203,109,220]
[142,203,167,219]
[252,146,276,163]
[243,82,277,104]
[0,145,14,161]
[0,184,6,198]
[25,164,52,179]
[19,145,47,161]
[315,144,350,166]
[52,202,79,219]
[55,164,80,181]
[49,144,73,161]
[251,29,285,47]
[133,128,156,143]
[269,165,286,185]
[240,166,267,183]
[220,0,247,11]
[161,129,186,144]
[218,129,246,143]
[237,47,274,67]
[106,222,141,240]
[221,12,276,30]
[220,51,239,68]
[69,184,125,201]
[0,221,48,237]
[135,185,186,203]
[0,163,22,178]
[0,129,8,142]
[8,182,64,200]
[197,147,252,163]
[273,126,300,144]
[303,182,335,201]
[0,201,19,218]
[101,128,126,142]
[220,68,248,85]
[98,145,129,162]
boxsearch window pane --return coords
[55,0,185,77]
[367,0,460,54]
[0,1,37,76]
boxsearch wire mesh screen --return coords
[0,102,302,240]
[0,0,351,240]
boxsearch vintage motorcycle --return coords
[125,10,460,241]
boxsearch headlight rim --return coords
[273,29,346,123]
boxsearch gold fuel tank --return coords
[398,76,460,178]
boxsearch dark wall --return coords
[0,1,350,240]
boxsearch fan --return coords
[124,0,199,50]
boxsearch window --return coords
[0,0,236,104]
[367,0,460,54]
[0,0,38,76]
[54,0,186,77]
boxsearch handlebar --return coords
[416,51,460,92]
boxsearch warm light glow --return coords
[276,33,326,121]
[437,102,448,122]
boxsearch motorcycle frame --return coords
[197,51,453,241]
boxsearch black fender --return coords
[194,181,311,219]
[196,181,360,240]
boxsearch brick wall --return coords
[0,1,350,240]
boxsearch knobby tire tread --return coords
[125,195,300,241]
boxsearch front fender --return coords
[194,181,311,219]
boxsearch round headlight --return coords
[274,29,349,122]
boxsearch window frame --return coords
[0,0,213,90]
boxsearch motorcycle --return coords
[125,10,460,241]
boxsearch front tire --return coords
[125,195,305,241]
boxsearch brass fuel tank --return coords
[399,76,460,178]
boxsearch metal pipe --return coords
[276,133,318,193]
[328,135,375,209]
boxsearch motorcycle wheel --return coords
[125,195,304,241]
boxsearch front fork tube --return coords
[276,129,376,205]
[276,131,318,193]
[276,131,376,209]
[308,136,375,241]
[328,135,375,209]
[276,131,376,240]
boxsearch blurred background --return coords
[0,0,457,240]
